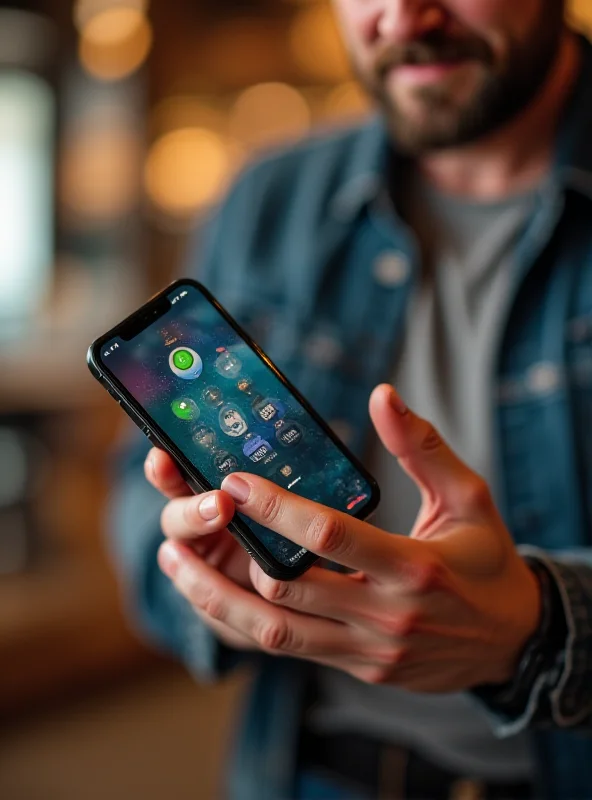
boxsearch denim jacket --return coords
[111,36,592,800]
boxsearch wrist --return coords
[498,560,543,684]
[472,557,568,716]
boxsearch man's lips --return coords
[384,59,473,86]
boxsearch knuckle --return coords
[463,477,492,511]
[258,576,291,604]
[255,617,292,652]
[420,423,442,453]
[378,646,408,668]
[194,585,226,622]
[258,492,284,526]
[380,612,419,638]
[306,512,349,558]
[361,665,392,685]
[411,557,446,593]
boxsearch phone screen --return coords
[101,283,375,567]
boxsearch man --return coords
[113,1,592,797]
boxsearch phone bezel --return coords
[88,277,380,580]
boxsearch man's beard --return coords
[355,6,565,154]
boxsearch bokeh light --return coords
[60,120,141,225]
[144,128,237,217]
[229,82,310,148]
[324,81,370,119]
[570,0,592,32]
[78,7,152,82]
[74,0,149,31]
[289,4,349,83]
[149,96,225,141]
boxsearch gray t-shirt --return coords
[309,176,541,780]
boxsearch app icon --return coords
[171,397,200,421]
[243,434,275,463]
[219,404,248,438]
[275,419,304,447]
[252,396,285,424]
[202,386,223,407]
[274,462,301,489]
[169,347,203,380]
[237,378,254,395]
[346,493,369,511]
[193,426,217,450]
[214,350,242,379]
[215,452,239,475]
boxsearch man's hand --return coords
[154,384,542,690]
[145,446,260,650]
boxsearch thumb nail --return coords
[389,388,408,415]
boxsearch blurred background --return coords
[1,1,591,798]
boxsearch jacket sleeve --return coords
[106,169,264,681]
[473,547,592,734]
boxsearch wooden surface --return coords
[0,554,149,714]
[0,664,249,800]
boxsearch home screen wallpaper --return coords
[104,284,374,566]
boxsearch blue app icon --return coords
[243,434,276,464]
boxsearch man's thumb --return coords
[368,384,483,511]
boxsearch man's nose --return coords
[376,1,447,42]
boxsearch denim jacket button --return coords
[373,252,410,287]
[304,333,343,368]
[527,362,561,396]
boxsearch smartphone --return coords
[87,278,380,580]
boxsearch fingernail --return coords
[147,452,156,479]
[198,494,219,521]
[221,474,251,504]
[158,541,179,578]
[389,388,408,415]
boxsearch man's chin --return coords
[378,86,497,154]
[383,111,471,155]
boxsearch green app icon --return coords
[171,397,200,421]
[173,349,194,371]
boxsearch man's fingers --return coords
[369,384,491,514]
[249,563,371,623]
[220,473,419,577]
[158,541,380,659]
[249,562,444,637]
[161,491,236,539]
[144,448,192,500]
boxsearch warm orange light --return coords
[149,96,225,141]
[79,8,152,82]
[289,4,350,83]
[324,81,370,119]
[229,83,311,147]
[74,0,148,32]
[144,128,235,217]
[569,0,592,31]
[60,122,141,224]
